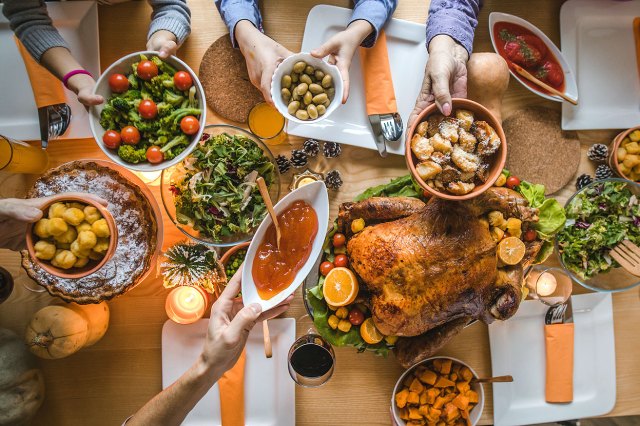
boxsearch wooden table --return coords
[1,1,639,425]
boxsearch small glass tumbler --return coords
[248,102,286,145]
[525,266,573,306]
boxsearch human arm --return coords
[126,271,292,426]
[147,0,191,59]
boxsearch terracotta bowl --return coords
[26,194,118,279]
[220,241,250,266]
[405,98,507,201]
[608,125,640,183]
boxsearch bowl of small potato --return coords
[392,356,484,426]
[25,195,118,279]
[609,126,640,183]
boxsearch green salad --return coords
[557,180,640,280]
[170,132,276,242]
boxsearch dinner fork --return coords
[610,240,640,277]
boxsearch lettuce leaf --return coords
[516,180,566,244]
[518,181,545,207]
[355,175,421,201]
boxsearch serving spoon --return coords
[471,374,513,384]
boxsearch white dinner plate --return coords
[0,1,100,141]
[560,0,640,130]
[289,5,428,155]
[162,318,296,426]
[488,293,616,426]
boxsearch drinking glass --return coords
[0,266,14,303]
[0,135,49,174]
[524,266,573,306]
[287,315,335,387]
[248,102,286,145]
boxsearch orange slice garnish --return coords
[498,236,526,265]
[360,318,384,344]
[322,267,358,307]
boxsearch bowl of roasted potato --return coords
[392,356,484,426]
[25,194,118,279]
[405,98,507,200]
[609,126,640,183]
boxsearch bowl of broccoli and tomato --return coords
[89,51,206,171]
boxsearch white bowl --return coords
[391,356,485,426]
[489,12,578,104]
[89,51,207,172]
[241,181,329,311]
[270,52,343,124]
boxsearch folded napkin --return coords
[544,323,574,403]
[359,30,397,115]
[14,36,66,109]
[634,18,640,77]
[218,349,246,426]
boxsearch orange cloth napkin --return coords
[634,18,640,78]
[14,36,66,109]
[359,30,397,115]
[544,323,574,403]
[218,349,246,426]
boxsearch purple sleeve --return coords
[350,0,398,48]
[214,0,263,48]
[425,0,482,56]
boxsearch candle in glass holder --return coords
[536,272,557,297]
[165,286,208,324]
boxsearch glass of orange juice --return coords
[0,135,49,174]
[248,102,286,145]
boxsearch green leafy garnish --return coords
[354,175,422,201]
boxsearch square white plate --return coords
[560,0,640,130]
[0,1,100,141]
[289,5,428,155]
[488,293,616,426]
[162,318,296,426]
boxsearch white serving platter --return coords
[242,181,329,311]
[560,0,640,130]
[0,1,100,141]
[289,5,428,155]
[162,318,296,426]
[488,292,616,426]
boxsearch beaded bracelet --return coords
[62,69,93,89]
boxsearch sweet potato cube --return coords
[433,396,448,409]
[408,407,423,420]
[420,391,428,405]
[404,374,416,387]
[407,421,424,426]
[410,377,425,394]
[444,393,457,404]
[434,376,455,388]
[459,367,473,382]
[436,422,446,426]
[426,388,440,404]
[440,359,453,374]
[449,373,458,381]
[408,391,420,405]
[451,363,461,374]
[456,381,470,394]
[452,394,470,410]
[443,403,460,422]
[396,388,410,408]
[419,369,438,385]
[419,405,431,417]
[399,407,410,420]
[466,390,479,404]
[432,359,443,372]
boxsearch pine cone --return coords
[290,149,308,168]
[587,144,609,162]
[275,155,291,174]
[325,169,343,190]
[575,174,593,190]
[322,141,342,158]
[302,139,320,157]
[595,164,613,180]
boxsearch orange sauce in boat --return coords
[252,200,318,300]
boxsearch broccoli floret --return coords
[117,144,147,164]
[187,86,198,108]
[127,74,139,89]
[160,135,189,153]
[156,102,173,117]
[163,90,184,107]
[151,56,177,75]
[161,107,202,128]
[99,104,120,130]
[111,97,131,112]
[117,89,142,101]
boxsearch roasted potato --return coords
[455,109,474,131]
[412,134,435,161]
[416,161,443,180]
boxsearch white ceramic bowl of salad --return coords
[89,51,206,172]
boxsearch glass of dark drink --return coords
[0,266,14,304]
[288,332,335,387]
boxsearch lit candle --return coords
[536,272,558,297]
[165,286,207,324]
[133,170,162,185]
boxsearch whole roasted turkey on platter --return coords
[337,187,542,368]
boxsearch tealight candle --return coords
[165,286,208,324]
[536,272,558,297]
[525,266,572,306]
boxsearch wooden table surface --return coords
[1,1,639,425]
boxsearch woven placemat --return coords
[504,106,580,194]
[198,35,263,123]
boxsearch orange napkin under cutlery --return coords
[218,349,246,426]
[14,37,66,109]
[634,18,640,78]
[359,30,397,115]
[544,323,574,403]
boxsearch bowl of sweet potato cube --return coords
[392,357,484,426]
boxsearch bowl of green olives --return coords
[271,53,343,124]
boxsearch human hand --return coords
[310,20,373,103]
[200,268,293,378]
[68,73,103,107]
[235,20,293,104]
[407,35,469,131]
[0,193,108,251]
[147,30,179,59]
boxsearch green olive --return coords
[312,93,328,105]
[309,83,323,95]
[281,75,292,89]
[295,83,308,96]
[295,109,309,120]
[293,61,307,74]
[307,104,318,119]
[326,87,335,100]
[317,104,327,115]
[314,70,325,81]
[288,101,301,115]
[303,91,313,105]
[291,73,299,83]
[304,65,315,75]
[321,74,333,88]
[281,88,291,102]
[323,99,331,108]
[300,74,312,85]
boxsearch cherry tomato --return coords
[334,254,348,268]
[138,99,158,120]
[102,130,121,149]
[524,229,538,242]
[146,146,164,164]
[137,60,158,81]
[108,73,129,93]
[348,308,365,326]
[333,233,346,248]
[120,126,141,145]
[506,176,521,189]
[536,61,564,88]
[180,115,200,135]
[173,71,193,91]
[320,261,334,277]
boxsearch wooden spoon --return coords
[471,375,513,384]
[262,320,272,358]
[256,177,281,250]
[511,63,577,105]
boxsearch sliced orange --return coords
[360,318,384,344]
[322,267,358,307]
[498,236,526,265]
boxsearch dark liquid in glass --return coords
[290,343,333,378]
[0,267,14,304]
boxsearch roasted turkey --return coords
[337,187,542,367]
